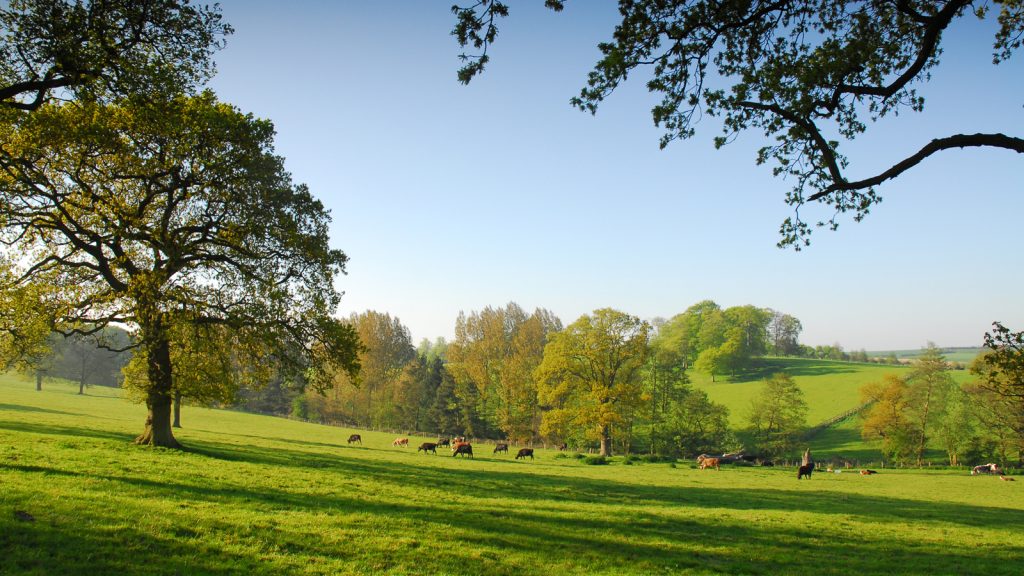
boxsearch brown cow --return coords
[515,448,534,460]
[436,437,451,448]
[393,437,409,447]
[1000,476,1015,481]
[347,434,362,444]
[452,443,474,458]
[699,457,720,470]
[797,464,813,480]
[860,469,878,475]
[494,443,509,454]
[558,443,568,451]
[417,442,437,455]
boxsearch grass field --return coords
[3,374,1023,575]
[689,358,912,427]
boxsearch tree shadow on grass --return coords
[0,403,84,417]
[169,437,1024,532]
[3,454,1022,576]
[722,358,864,383]
[0,420,135,443]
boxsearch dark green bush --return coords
[584,456,608,465]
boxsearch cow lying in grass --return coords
[494,443,508,454]
[347,434,361,445]
[452,443,473,458]
[860,469,878,475]
[393,437,409,447]
[417,442,437,455]
[515,448,534,460]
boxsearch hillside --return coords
[2,374,1023,575]
[689,357,912,427]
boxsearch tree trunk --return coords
[78,378,85,395]
[134,326,180,448]
[599,425,613,457]
[172,391,182,428]
[35,371,42,391]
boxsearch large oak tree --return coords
[0,93,359,447]
[452,0,1024,247]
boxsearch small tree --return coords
[860,374,916,464]
[747,373,808,458]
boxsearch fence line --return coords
[802,399,875,441]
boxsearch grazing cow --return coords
[493,443,509,454]
[417,442,437,454]
[558,443,568,451]
[452,443,474,458]
[437,437,451,448]
[1000,476,1015,482]
[797,464,813,480]
[699,457,720,471]
[860,469,878,475]
[393,437,409,447]
[515,448,534,460]
[347,434,362,445]
[451,440,470,453]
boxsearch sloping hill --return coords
[690,357,911,427]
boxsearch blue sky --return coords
[208,1,1023,350]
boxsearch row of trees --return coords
[861,332,1024,466]
[290,302,810,458]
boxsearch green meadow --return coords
[3,374,1023,575]
[690,358,912,427]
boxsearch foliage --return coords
[0,0,229,111]
[447,303,561,441]
[535,308,649,456]
[747,372,808,458]
[0,93,359,446]
[904,344,956,464]
[976,321,1024,400]
[451,1,1024,248]
[860,374,917,463]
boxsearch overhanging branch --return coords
[809,133,1024,201]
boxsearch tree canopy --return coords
[451,0,1024,247]
[535,308,649,456]
[0,0,229,111]
[0,93,359,447]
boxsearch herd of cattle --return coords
[347,433,537,460]
[345,435,1016,480]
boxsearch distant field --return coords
[3,375,1023,575]
[690,357,910,427]
[867,347,984,363]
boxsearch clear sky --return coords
[207,1,1023,351]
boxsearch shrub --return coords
[553,453,568,459]
[584,456,608,466]
[572,453,585,460]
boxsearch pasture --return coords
[2,375,1023,575]
[690,358,912,427]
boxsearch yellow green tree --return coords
[0,93,359,447]
[535,308,649,456]
[447,303,561,441]
[860,374,916,464]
